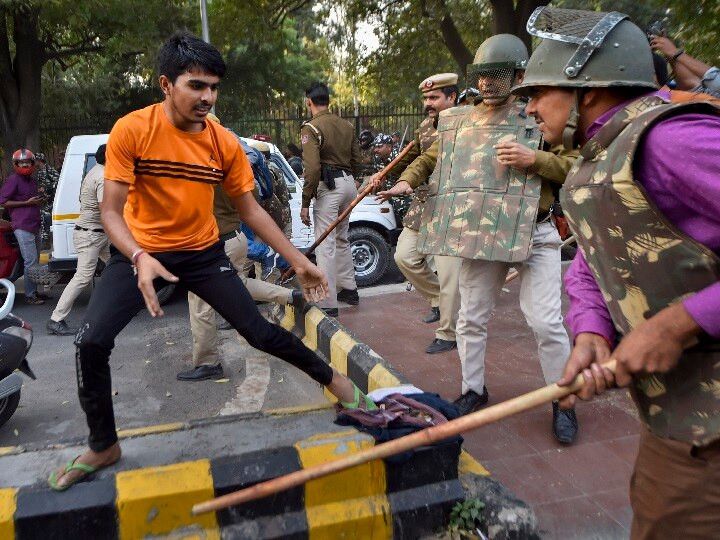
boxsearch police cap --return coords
[419,73,458,93]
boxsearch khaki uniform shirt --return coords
[214,185,240,236]
[300,110,362,208]
[75,164,105,230]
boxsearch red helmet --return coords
[12,149,36,175]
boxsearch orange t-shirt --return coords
[104,103,254,251]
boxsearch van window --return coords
[83,154,98,177]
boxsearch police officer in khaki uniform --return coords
[300,82,362,316]
[375,73,462,355]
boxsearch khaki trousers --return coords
[188,231,290,366]
[51,229,110,322]
[630,429,720,539]
[395,226,461,341]
[457,221,570,394]
[313,176,357,309]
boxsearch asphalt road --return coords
[0,279,333,449]
[0,243,410,450]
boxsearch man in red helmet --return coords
[0,149,46,304]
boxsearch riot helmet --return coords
[458,87,481,105]
[359,130,374,150]
[513,7,656,95]
[12,149,36,176]
[466,34,528,102]
[511,7,657,148]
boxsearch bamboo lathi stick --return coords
[192,360,615,515]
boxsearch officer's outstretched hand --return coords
[135,254,179,318]
[294,261,329,303]
[376,180,413,203]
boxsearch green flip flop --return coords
[48,456,103,492]
[340,383,377,411]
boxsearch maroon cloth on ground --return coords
[337,393,448,428]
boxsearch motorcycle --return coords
[0,278,36,428]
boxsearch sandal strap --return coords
[340,384,377,410]
[64,456,100,474]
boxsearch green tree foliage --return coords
[319,0,550,106]
[0,0,195,165]
[208,0,330,110]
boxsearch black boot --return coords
[552,401,578,444]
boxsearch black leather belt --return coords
[219,229,240,242]
[325,168,351,180]
[75,225,104,233]
[536,210,551,223]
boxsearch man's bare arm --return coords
[230,191,328,301]
[101,181,141,258]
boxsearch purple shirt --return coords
[565,92,720,341]
[0,173,41,234]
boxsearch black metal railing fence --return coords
[37,104,427,167]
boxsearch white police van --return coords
[50,134,398,290]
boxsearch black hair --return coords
[442,85,460,104]
[95,144,107,165]
[305,82,330,106]
[652,53,669,87]
[157,31,226,83]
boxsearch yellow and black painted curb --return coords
[1,428,465,539]
[273,303,410,397]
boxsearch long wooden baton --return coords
[280,141,417,281]
[192,359,616,515]
[504,235,576,285]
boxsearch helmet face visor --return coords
[467,63,516,101]
[13,160,35,175]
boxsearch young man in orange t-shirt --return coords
[49,32,371,491]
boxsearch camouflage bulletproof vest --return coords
[403,117,439,231]
[417,100,542,262]
[561,96,720,446]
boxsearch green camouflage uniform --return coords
[260,162,292,234]
[390,117,439,230]
[37,163,60,214]
[561,95,720,446]
[417,100,543,262]
[359,147,376,178]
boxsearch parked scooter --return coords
[0,278,36,428]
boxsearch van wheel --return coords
[156,284,176,305]
[349,226,390,288]
[0,391,20,428]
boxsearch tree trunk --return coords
[0,6,43,178]
[439,13,473,71]
[489,0,550,53]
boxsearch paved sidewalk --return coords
[340,281,639,539]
